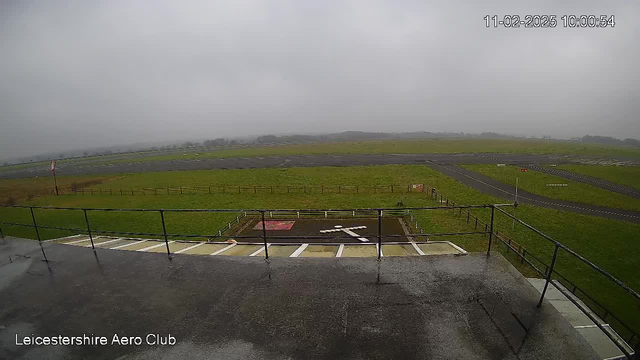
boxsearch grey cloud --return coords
[0,0,638,159]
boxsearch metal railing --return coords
[57,184,428,196]
[421,188,639,359]
[0,202,637,358]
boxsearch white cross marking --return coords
[320,225,369,242]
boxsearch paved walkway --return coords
[528,278,634,359]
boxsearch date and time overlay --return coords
[484,15,615,28]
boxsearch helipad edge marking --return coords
[87,238,123,248]
[336,244,344,257]
[210,243,236,255]
[65,237,94,245]
[111,240,146,249]
[175,242,205,254]
[411,242,425,256]
[290,244,309,257]
[138,241,174,252]
[250,244,271,256]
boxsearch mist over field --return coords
[1,0,638,160]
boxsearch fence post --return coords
[321,185,324,193]
[391,185,394,193]
[261,211,269,260]
[466,212,470,223]
[377,209,382,260]
[537,244,560,308]
[160,210,171,258]
[209,186,211,194]
[83,209,95,250]
[339,186,341,193]
[254,186,257,194]
[180,187,183,195]
[487,206,495,256]
[29,207,48,262]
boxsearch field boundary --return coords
[56,184,428,196]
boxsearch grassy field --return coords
[88,138,640,165]
[461,164,640,211]
[1,165,639,337]
[557,164,640,190]
[4,138,640,173]
[0,174,121,205]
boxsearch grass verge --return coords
[461,164,640,211]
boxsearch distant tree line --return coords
[5,131,640,167]
[581,135,640,147]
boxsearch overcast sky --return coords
[1,1,638,160]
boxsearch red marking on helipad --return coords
[253,221,296,230]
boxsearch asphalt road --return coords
[428,163,640,224]
[0,153,574,179]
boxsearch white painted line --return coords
[250,244,271,257]
[290,244,309,257]
[175,242,205,254]
[342,229,369,242]
[111,240,146,249]
[446,241,468,255]
[138,241,173,252]
[45,234,84,243]
[87,238,123,247]
[336,244,344,257]
[411,242,425,256]
[320,226,366,233]
[210,243,236,255]
[64,237,93,245]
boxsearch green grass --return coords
[557,164,640,191]
[0,174,120,204]
[461,164,640,211]
[5,138,640,173]
[22,138,640,169]
[1,165,639,338]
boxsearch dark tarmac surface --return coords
[236,218,407,243]
[0,153,573,179]
[429,163,640,223]
[0,236,599,360]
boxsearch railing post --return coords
[29,207,48,262]
[160,210,171,257]
[261,211,269,260]
[377,209,382,260]
[487,206,495,255]
[537,244,560,308]
[83,209,95,250]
